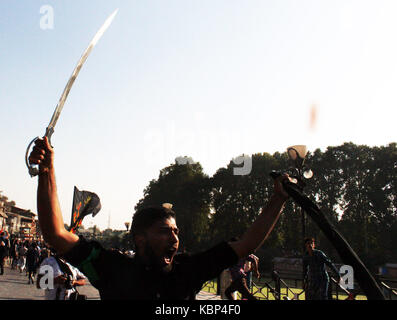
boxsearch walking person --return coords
[17,243,27,273]
[0,241,9,275]
[26,242,40,284]
[0,232,10,266]
[225,254,260,300]
[9,238,18,269]
[37,250,87,300]
[38,246,49,266]
[303,237,341,300]
[245,254,259,291]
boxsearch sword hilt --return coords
[26,128,55,177]
[25,137,40,177]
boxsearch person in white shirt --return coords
[37,250,86,300]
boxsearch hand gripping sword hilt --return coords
[26,128,55,178]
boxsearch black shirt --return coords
[62,236,238,300]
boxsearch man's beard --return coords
[143,243,173,273]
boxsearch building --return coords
[3,205,40,240]
[0,201,8,231]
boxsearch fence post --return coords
[272,271,281,300]
[327,273,333,300]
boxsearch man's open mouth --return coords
[163,247,177,264]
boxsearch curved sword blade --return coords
[45,9,119,139]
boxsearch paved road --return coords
[0,265,220,300]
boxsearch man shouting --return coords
[29,137,290,300]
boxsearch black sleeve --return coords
[61,236,109,288]
[61,236,97,266]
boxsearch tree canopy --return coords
[133,143,396,272]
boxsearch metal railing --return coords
[270,271,305,300]
[329,277,356,300]
[250,281,274,300]
[201,271,305,300]
[201,278,218,295]
[202,272,397,300]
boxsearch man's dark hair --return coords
[131,206,176,237]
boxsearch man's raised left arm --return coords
[229,175,290,259]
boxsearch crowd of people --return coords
[0,234,47,282]
[0,232,87,300]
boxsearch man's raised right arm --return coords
[29,137,79,255]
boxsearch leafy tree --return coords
[303,143,396,270]
[135,159,211,252]
[209,152,296,269]
[131,142,397,273]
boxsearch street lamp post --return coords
[286,145,313,252]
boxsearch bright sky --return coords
[0,0,395,230]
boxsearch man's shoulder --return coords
[105,248,136,264]
[62,236,103,263]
